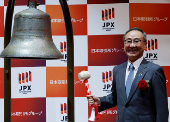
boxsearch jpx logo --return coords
[19,71,32,94]
[60,41,67,62]
[144,39,158,62]
[102,8,115,31]
[61,103,68,121]
[102,70,112,93]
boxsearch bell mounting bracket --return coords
[27,0,40,8]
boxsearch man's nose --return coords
[129,42,136,47]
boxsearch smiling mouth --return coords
[129,50,137,52]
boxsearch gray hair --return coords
[123,27,147,42]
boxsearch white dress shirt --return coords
[125,57,143,86]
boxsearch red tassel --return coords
[94,104,99,119]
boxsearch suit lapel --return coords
[119,62,128,102]
[126,59,148,103]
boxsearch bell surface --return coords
[1,2,63,59]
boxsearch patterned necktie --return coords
[126,63,135,98]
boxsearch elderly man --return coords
[87,27,169,122]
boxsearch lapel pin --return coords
[139,73,142,76]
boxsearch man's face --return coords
[124,30,146,62]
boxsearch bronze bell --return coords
[0,2,63,59]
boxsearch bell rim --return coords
[0,55,63,60]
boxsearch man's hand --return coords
[87,95,101,106]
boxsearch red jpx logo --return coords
[19,71,32,84]
[102,8,114,21]
[61,103,67,114]
[145,39,158,51]
[102,70,112,83]
[102,70,112,93]
[102,8,115,31]
[19,71,32,94]
[61,103,68,121]
[60,41,67,53]
[60,41,67,62]
[144,39,158,61]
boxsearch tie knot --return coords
[129,63,134,70]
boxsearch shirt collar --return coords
[127,56,143,70]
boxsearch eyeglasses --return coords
[124,38,142,45]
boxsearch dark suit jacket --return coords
[99,58,169,122]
